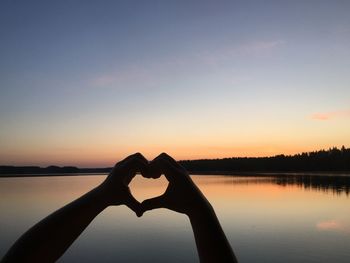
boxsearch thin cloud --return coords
[195,40,286,66]
[91,67,158,88]
[311,110,350,121]
[238,40,286,54]
[333,25,350,34]
[90,39,285,88]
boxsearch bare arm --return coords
[1,153,148,263]
[188,203,236,263]
[141,153,237,263]
[1,186,108,262]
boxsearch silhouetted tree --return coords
[179,146,350,172]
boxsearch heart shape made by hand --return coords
[111,152,201,217]
[129,174,169,203]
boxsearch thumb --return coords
[141,195,166,216]
[124,193,143,217]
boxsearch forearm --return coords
[188,204,237,263]
[1,185,108,263]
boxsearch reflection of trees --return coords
[192,175,350,196]
[274,175,350,196]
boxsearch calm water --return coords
[0,174,349,262]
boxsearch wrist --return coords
[91,184,112,209]
[186,199,214,220]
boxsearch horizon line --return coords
[1,145,348,169]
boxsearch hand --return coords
[141,153,212,217]
[97,153,149,216]
[141,153,237,263]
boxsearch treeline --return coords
[1,146,349,175]
[179,146,350,173]
[0,165,111,175]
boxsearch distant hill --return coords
[1,146,349,176]
[0,166,111,175]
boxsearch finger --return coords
[150,157,178,182]
[141,195,166,214]
[118,152,148,166]
[113,153,138,167]
[156,152,188,173]
[151,152,190,182]
[157,152,178,166]
[123,154,150,183]
[123,159,147,184]
[124,192,143,217]
[111,153,147,177]
[125,153,149,170]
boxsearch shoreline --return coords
[1,171,350,178]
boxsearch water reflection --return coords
[200,174,350,196]
[316,219,350,234]
[272,175,350,196]
[0,174,349,263]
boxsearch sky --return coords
[1,0,350,167]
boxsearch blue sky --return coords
[1,1,350,166]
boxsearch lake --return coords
[0,174,349,262]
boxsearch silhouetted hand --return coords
[97,153,148,216]
[1,154,150,263]
[1,153,236,263]
[141,153,211,217]
[141,153,237,263]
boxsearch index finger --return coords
[156,153,187,173]
[119,153,148,166]
[150,154,182,182]
[120,153,149,183]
